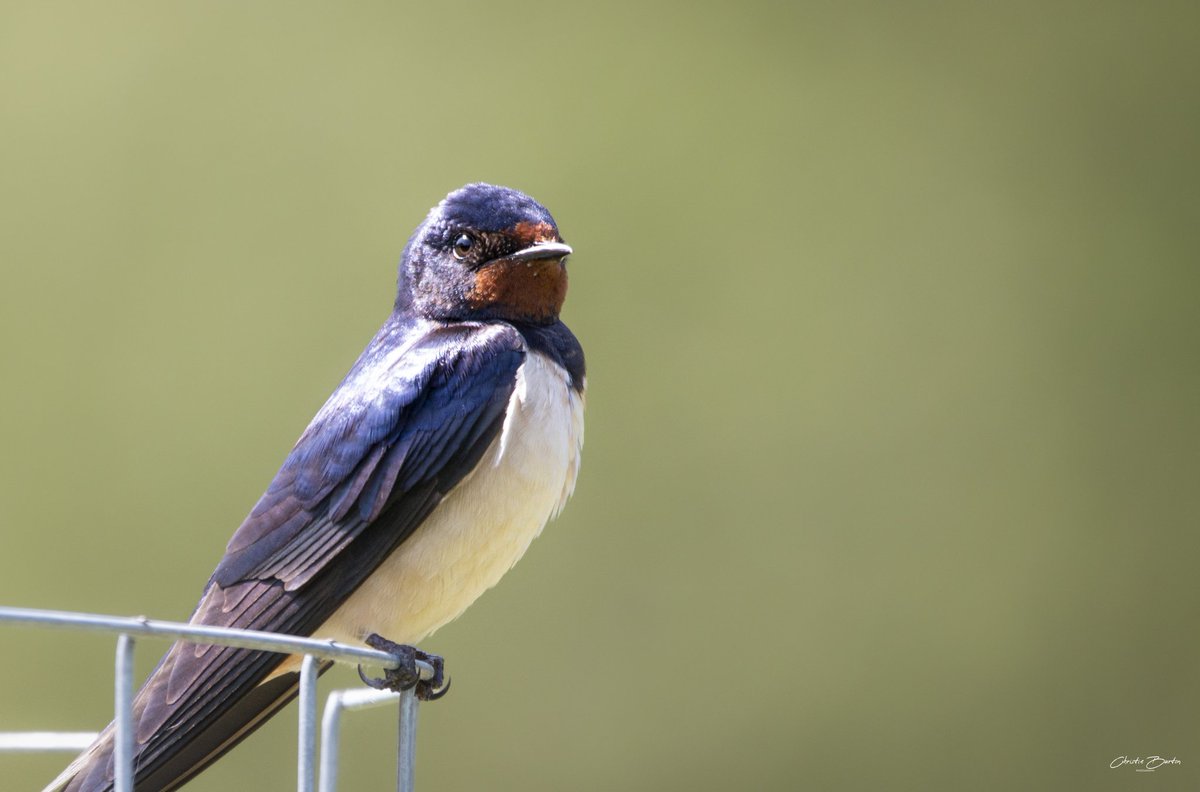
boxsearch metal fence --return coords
[0,606,434,792]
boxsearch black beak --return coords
[505,241,573,263]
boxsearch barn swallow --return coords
[47,183,585,792]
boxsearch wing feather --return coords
[58,320,526,792]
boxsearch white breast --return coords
[314,350,585,646]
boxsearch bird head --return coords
[397,183,573,325]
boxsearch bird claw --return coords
[357,634,450,701]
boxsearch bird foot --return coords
[358,634,451,701]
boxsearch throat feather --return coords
[468,259,567,323]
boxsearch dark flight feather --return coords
[59,318,525,792]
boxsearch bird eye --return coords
[452,234,474,259]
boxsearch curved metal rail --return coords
[0,606,434,792]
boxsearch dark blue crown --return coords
[438,183,557,233]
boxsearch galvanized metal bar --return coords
[318,688,401,792]
[397,689,419,792]
[318,692,345,792]
[113,634,135,792]
[0,732,99,752]
[298,654,319,792]
[0,606,440,792]
[0,606,431,674]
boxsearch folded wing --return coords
[53,320,525,792]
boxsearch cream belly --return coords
[312,349,584,647]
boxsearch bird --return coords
[46,183,585,792]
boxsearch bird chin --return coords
[467,257,568,324]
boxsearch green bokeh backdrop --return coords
[2,2,1198,790]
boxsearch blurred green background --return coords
[2,2,1198,790]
